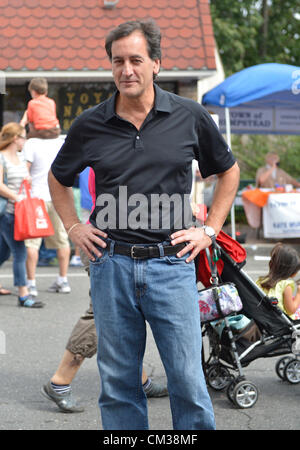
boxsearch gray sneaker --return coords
[41,381,84,413]
[47,281,71,294]
[143,380,169,398]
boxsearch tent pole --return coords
[225,107,236,240]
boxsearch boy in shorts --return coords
[20,77,61,139]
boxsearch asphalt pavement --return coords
[0,239,299,432]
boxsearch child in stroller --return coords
[256,242,300,320]
[197,232,300,409]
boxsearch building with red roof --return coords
[0,0,224,131]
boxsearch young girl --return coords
[0,122,44,308]
[256,243,300,319]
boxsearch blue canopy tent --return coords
[203,63,300,108]
[202,63,300,237]
[202,63,300,134]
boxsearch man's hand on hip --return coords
[68,223,108,261]
[170,227,212,263]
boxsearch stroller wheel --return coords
[207,365,232,391]
[232,380,258,409]
[226,379,236,403]
[275,356,294,380]
[284,359,300,384]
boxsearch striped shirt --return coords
[0,153,29,214]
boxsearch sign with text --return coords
[58,83,115,132]
[275,109,300,132]
[263,193,300,238]
[207,106,300,135]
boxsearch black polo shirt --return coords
[51,84,235,243]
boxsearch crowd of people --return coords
[0,19,300,430]
[0,77,71,307]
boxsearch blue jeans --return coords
[0,233,11,265]
[0,212,27,287]
[90,239,215,430]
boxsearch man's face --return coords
[111,31,160,99]
[266,154,279,166]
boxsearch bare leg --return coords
[26,247,39,281]
[18,286,29,297]
[142,367,148,385]
[51,349,84,385]
[51,348,150,386]
[57,247,71,277]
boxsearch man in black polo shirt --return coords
[49,19,240,430]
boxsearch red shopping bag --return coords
[14,179,55,241]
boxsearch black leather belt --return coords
[106,241,186,259]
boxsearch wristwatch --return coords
[202,225,216,243]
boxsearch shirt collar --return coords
[153,83,172,113]
[104,83,172,122]
[104,91,118,122]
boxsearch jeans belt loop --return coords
[108,240,115,257]
[157,243,165,258]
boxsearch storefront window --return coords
[2,85,29,125]
[3,80,177,132]
[52,82,115,133]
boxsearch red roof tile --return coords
[1,0,217,74]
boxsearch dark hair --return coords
[28,77,48,95]
[259,243,300,290]
[105,19,161,62]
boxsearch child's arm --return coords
[20,110,28,127]
[283,283,300,315]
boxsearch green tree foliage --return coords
[210,0,300,180]
[258,0,300,66]
[210,0,300,75]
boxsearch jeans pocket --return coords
[165,252,190,265]
[89,248,108,265]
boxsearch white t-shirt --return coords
[23,136,66,201]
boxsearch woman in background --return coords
[0,122,43,308]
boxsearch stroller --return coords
[197,231,300,409]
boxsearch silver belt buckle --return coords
[130,245,147,259]
[130,245,138,259]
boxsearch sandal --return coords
[0,287,11,295]
[18,296,44,308]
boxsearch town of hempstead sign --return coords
[208,106,300,135]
